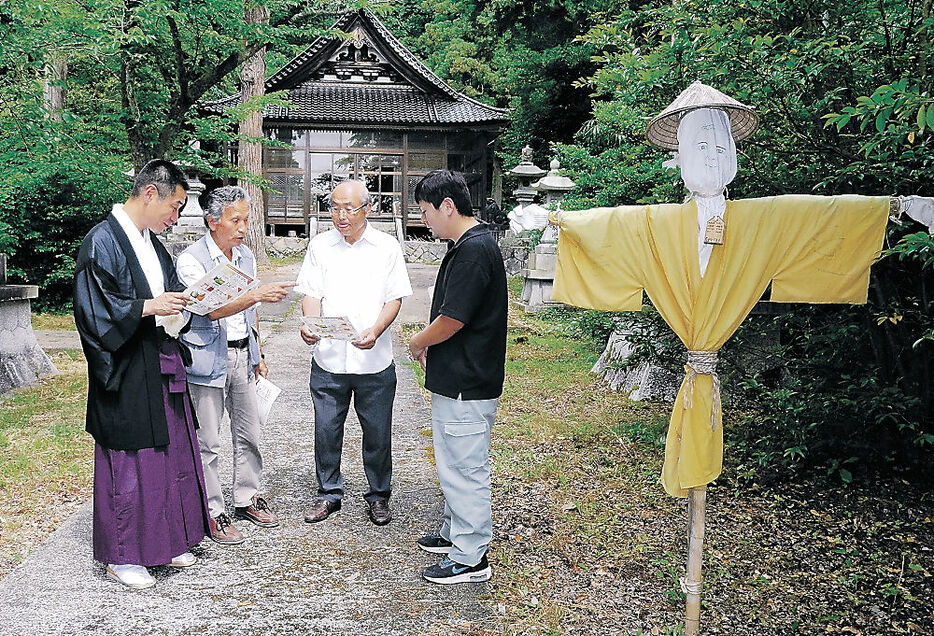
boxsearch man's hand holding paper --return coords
[301,315,363,342]
[182,261,258,315]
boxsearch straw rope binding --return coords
[682,349,721,430]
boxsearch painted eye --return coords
[697,142,708,151]
[717,147,725,154]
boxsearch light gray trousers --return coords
[189,347,263,518]
[430,393,497,567]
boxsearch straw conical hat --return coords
[646,81,759,150]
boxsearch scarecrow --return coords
[550,81,934,634]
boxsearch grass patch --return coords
[488,281,934,634]
[267,254,305,267]
[506,274,524,299]
[0,350,93,579]
[490,289,680,634]
[31,313,76,331]
[397,322,428,392]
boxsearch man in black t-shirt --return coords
[408,170,507,585]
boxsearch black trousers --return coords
[309,359,396,502]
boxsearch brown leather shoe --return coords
[210,513,245,545]
[367,499,392,526]
[303,498,341,523]
[235,496,280,528]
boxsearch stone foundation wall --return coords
[266,236,308,259]
[404,240,448,264]
[499,236,531,275]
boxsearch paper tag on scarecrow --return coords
[704,216,725,245]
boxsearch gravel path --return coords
[0,262,498,636]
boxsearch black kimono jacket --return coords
[74,213,190,451]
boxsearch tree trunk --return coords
[120,0,149,171]
[239,4,269,265]
[43,54,67,122]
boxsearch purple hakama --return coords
[92,341,210,566]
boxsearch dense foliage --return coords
[548,0,934,478]
[0,0,344,306]
[382,0,627,168]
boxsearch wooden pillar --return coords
[684,486,707,635]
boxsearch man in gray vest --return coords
[177,186,295,544]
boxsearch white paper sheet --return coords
[182,261,257,316]
[301,316,361,342]
[254,375,281,426]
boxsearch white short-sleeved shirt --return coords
[176,234,255,340]
[295,223,412,374]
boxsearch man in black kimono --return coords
[73,159,211,589]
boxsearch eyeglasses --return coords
[329,203,366,217]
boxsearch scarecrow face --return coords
[677,108,737,197]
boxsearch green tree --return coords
[554,0,934,475]
[383,0,627,168]
[0,0,358,305]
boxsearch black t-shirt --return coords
[425,223,507,400]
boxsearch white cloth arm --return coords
[896,196,934,233]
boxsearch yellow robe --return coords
[553,195,889,497]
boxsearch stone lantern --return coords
[531,158,576,244]
[532,158,576,205]
[506,145,547,234]
[0,254,56,394]
[520,159,576,312]
[173,171,207,238]
[172,144,209,243]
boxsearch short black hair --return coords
[413,170,473,217]
[131,159,189,199]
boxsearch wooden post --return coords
[684,486,707,635]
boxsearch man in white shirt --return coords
[176,186,294,544]
[296,180,412,525]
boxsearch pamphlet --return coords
[301,315,361,342]
[254,375,281,426]
[183,262,257,316]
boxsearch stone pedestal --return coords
[520,243,561,312]
[0,257,56,394]
[171,172,208,240]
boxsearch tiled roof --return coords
[201,10,508,127]
[205,84,506,125]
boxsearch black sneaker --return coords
[422,554,491,584]
[416,534,453,554]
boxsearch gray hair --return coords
[203,186,250,224]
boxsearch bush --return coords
[537,306,626,353]
[0,159,125,311]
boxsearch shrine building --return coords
[202,10,509,237]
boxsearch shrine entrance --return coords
[262,128,490,237]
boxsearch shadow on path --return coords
[0,262,498,636]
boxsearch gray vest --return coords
[179,236,261,387]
